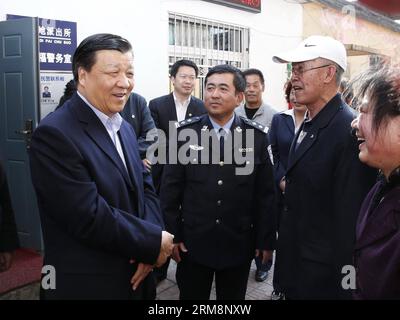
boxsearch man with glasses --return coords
[149,59,206,283]
[271,35,376,299]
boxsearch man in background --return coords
[149,59,206,283]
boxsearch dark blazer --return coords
[149,93,206,192]
[29,93,163,299]
[354,178,400,300]
[269,112,295,189]
[120,93,157,160]
[0,161,20,252]
[161,114,276,270]
[275,94,377,299]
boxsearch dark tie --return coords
[219,128,226,161]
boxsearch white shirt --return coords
[173,92,191,122]
[77,91,127,170]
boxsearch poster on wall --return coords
[40,73,74,119]
[7,14,77,119]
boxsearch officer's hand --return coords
[130,262,153,291]
[142,159,152,172]
[172,242,188,263]
[279,177,286,193]
[255,249,273,265]
[155,231,174,267]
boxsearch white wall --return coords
[0,0,303,109]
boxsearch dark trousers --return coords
[254,256,273,272]
[153,257,170,283]
[176,257,252,300]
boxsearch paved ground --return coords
[0,260,274,300]
[157,260,274,300]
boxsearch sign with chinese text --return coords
[203,0,261,13]
[40,73,74,119]
[7,14,77,71]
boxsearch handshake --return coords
[130,230,175,291]
[156,230,175,267]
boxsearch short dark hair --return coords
[170,59,199,78]
[354,63,400,133]
[72,33,132,82]
[56,80,77,109]
[242,68,265,86]
[204,64,246,93]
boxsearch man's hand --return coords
[279,177,286,193]
[0,252,14,272]
[130,261,154,291]
[255,249,273,265]
[142,159,152,172]
[171,242,188,263]
[155,231,174,267]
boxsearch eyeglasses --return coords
[176,74,196,81]
[291,64,333,76]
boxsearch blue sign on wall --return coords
[7,14,77,71]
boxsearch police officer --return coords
[160,64,276,300]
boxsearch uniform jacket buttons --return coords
[218,180,223,186]
[216,219,221,224]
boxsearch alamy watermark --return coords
[41,265,56,290]
[341,265,356,290]
[145,122,258,175]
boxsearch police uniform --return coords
[160,114,276,300]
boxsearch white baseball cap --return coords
[272,35,347,71]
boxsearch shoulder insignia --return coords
[240,116,269,134]
[175,116,201,129]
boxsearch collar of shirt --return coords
[172,92,192,108]
[282,109,306,133]
[173,92,191,107]
[173,92,191,122]
[244,102,262,110]
[282,109,294,116]
[303,110,311,123]
[245,102,264,118]
[208,114,235,137]
[77,91,123,134]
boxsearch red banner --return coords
[204,0,261,13]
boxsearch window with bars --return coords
[168,13,250,98]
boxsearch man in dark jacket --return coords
[161,65,276,300]
[0,160,20,272]
[272,35,377,299]
[29,33,174,299]
[120,92,157,170]
[149,59,206,193]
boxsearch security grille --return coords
[168,12,250,98]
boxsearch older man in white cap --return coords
[271,36,377,299]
